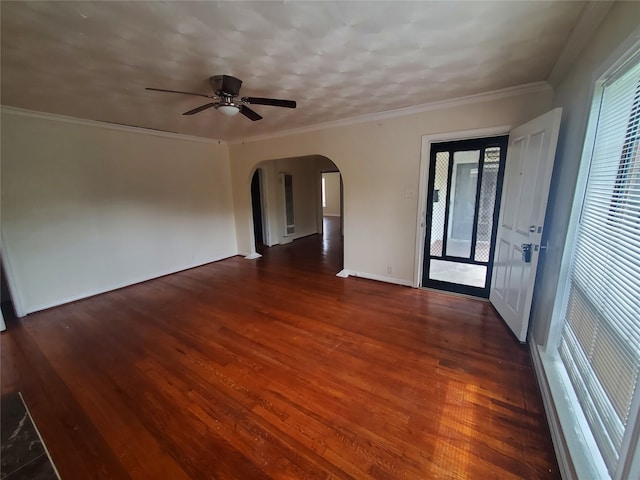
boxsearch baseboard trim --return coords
[244,253,262,260]
[343,270,413,287]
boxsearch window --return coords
[550,54,640,479]
[283,173,295,235]
[322,176,327,208]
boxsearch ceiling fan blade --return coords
[146,87,214,99]
[242,97,297,108]
[240,105,263,121]
[182,103,216,115]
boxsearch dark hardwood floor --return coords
[1,217,559,479]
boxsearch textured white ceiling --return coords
[1,1,586,141]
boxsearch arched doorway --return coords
[248,155,343,273]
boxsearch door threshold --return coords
[419,287,490,302]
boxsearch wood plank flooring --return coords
[1,218,560,479]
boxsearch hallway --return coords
[258,216,343,276]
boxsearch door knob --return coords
[521,243,532,263]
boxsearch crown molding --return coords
[229,81,552,145]
[0,106,225,145]
[547,1,614,85]
[1,81,552,147]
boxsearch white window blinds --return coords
[558,56,640,477]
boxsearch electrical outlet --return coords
[387,265,392,274]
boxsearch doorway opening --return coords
[321,171,343,262]
[321,171,343,235]
[251,169,265,254]
[1,257,14,330]
[248,155,344,273]
[422,136,508,297]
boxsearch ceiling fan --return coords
[145,75,296,121]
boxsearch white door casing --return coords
[490,108,562,342]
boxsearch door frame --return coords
[250,168,269,250]
[422,136,508,297]
[413,126,511,288]
[246,165,271,259]
[1,232,26,317]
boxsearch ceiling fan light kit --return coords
[217,104,240,116]
[146,75,296,122]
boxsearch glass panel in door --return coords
[446,150,480,258]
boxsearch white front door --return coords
[490,108,562,342]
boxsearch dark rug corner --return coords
[1,392,59,480]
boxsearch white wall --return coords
[322,172,341,216]
[229,87,553,284]
[530,1,640,345]
[1,109,238,315]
